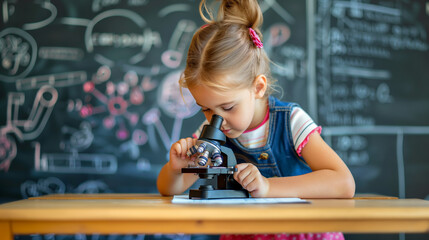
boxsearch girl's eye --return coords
[201,108,209,112]
[223,106,234,111]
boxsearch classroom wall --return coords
[1,0,428,239]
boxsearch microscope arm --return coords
[220,146,237,167]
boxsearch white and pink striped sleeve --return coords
[290,108,322,156]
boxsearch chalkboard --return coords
[0,0,309,200]
[314,0,429,201]
[1,0,429,240]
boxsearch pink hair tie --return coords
[249,28,263,48]
[201,24,210,29]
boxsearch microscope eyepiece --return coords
[200,114,226,145]
[210,115,223,129]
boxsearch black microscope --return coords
[181,114,249,199]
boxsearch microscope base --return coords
[188,188,249,199]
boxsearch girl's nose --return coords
[220,119,228,131]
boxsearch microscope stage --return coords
[182,167,235,175]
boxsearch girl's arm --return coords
[267,132,355,198]
[234,133,355,198]
[157,161,199,196]
[157,138,199,196]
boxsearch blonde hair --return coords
[179,0,276,97]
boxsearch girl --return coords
[157,0,355,239]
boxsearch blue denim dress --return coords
[224,96,312,178]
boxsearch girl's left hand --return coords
[233,163,269,198]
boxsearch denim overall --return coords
[224,96,312,178]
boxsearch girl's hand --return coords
[233,163,269,198]
[169,137,197,173]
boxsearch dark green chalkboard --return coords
[0,0,309,201]
[314,0,429,202]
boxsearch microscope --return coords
[181,114,249,199]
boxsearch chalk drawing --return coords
[80,65,146,142]
[261,0,295,23]
[1,1,57,30]
[16,71,87,90]
[84,9,161,65]
[37,152,118,174]
[73,180,111,193]
[38,47,84,61]
[161,20,196,68]
[0,27,37,82]
[20,177,66,199]
[0,134,17,171]
[0,86,57,142]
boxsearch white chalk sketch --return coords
[332,1,401,17]
[316,0,427,126]
[260,0,295,23]
[0,85,57,140]
[33,122,116,174]
[158,70,199,119]
[83,9,161,65]
[259,1,307,81]
[158,3,191,17]
[20,177,112,199]
[137,157,151,171]
[0,27,37,82]
[251,0,300,80]
[37,151,118,174]
[142,108,170,151]
[151,70,200,152]
[38,47,84,61]
[1,1,57,30]
[315,0,429,201]
[92,64,111,84]
[92,0,149,12]
[23,1,56,30]
[0,86,57,171]
[120,140,141,160]
[161,19,196,68]
[16,71,87,90]
[73,180,111,193]
[155,71,200,150]
[323,127,429,199]
[59,122,94,152]
[20,177,66,199]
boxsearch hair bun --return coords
[200,0,263,34]
[219,0,263,30]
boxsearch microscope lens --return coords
[198,150,210,166]
[212,152,223,167]
[197,143,207,153]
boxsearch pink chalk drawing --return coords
[79,65,152,142]
[0,85,58,171]
[0,135,17,171]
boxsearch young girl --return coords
[157,0,355,239]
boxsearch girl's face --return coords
[188,76,267,139]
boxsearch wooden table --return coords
[0,194,428,239]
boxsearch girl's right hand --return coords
[168,137,198,173]
[234,163,269,198]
